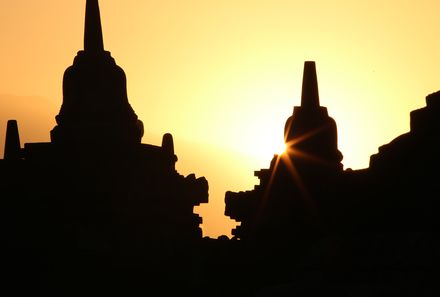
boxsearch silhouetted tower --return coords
[284,61,343,170]
[3,120,21,160]
[51,0,143,144]
[225,62,344,241]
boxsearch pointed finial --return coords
[84,0,104,53]
[301,61,320,108]
[4,120,21,160]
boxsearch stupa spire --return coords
[84,0,104,53]
[301,61,320,108]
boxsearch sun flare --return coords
[275,141,287,155]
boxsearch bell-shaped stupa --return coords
[284,61,343,170]
[51,0,143,144]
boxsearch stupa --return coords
[0,1,208,294]
[225,61,343,240]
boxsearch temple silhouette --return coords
[0,1,208,295]
[0,1,437,296]
[226,61,344,241]
[223,62,438,296]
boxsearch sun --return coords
[275,141,287,155]
[235,116,289,166]
[249,138,287,163]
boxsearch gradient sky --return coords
[1,0,440,237]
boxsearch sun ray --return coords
[283,154,321,215]
[251,125,335,229]
[284,125,326,147]
[253,153,282,224]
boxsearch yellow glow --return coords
[276,142,287,156]
[1,0,440,237]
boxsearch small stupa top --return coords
[51,0,143,145]
[301,61,320,109]
[84,0,105,53]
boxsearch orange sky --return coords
[1,0,440,237]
